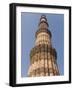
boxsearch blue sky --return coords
[21,12,64,77]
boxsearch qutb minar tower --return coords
[28,15,60,77]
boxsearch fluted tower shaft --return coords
[28,15,59,77]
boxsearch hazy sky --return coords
[21,12,64,77]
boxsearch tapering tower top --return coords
[40,15,47,22]
[35,15,52,48]
[35,15,51,38]
[39,15,49,27]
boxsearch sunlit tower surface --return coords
[28,15,60,77]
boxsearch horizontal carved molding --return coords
[29,67,59,76]
[35,28,52,38]
[30,44,57,60]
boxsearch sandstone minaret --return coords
[28,15,59,77]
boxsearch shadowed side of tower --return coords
[28,15,60,77]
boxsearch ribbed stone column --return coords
[28,15,60,77]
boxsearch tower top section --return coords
[40,15,47,22]
[35,15,51,38]
[39,15,49,27]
